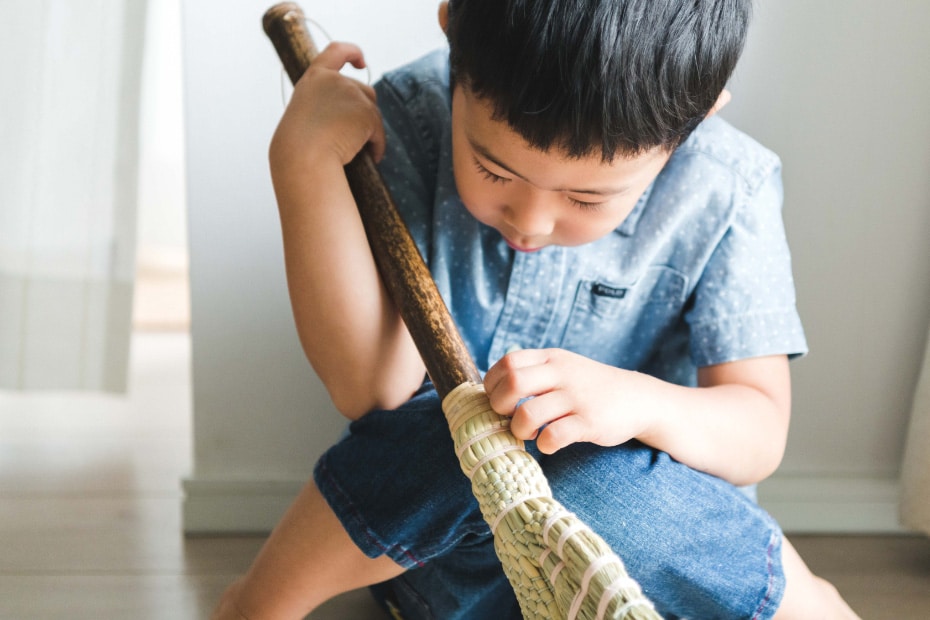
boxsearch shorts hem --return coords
[314,456,426,570]
[751,529,786,619]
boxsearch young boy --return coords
[214,1,859,618]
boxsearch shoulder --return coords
[372,50,453,258]
[670,116,781,193]
[376,48,451,110]
[375,49,452,172]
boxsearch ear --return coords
[438,1,449,35]
[706,89,732,118]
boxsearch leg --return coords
[540,440,861,618]
[217,385,510,619]
[774,537,860,619]
[540,440,786,619]
[372,535,520,620]
[211,480,405,620]
[312,385,514,619]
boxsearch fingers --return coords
[364,95,387,162]
[484,348,617,452]
[312,41,368,72]
[509,389,573,441]
[535,414,588,455]
[282,41,385,165]
[311,43,374,97]
[484,348,557,414]
[314,43,385,162]
[485,349,580,446]
[484,349,642,454]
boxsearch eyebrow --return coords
[468,137,629,196]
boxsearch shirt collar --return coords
[616,181,654,237]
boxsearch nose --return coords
[505,190,555,237]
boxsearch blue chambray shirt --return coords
[374,50,807,386]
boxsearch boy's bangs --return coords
[447,0,750,161]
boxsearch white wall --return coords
[723,2,930,531]
[182,1,930,533]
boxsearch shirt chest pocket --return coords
[559,266,688,367]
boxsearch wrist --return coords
[627,371,671,446]
[270,125,342,172]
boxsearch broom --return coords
[262,4,659,618]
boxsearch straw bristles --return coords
[443,382,661,620]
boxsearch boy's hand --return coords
[483,348,656,454]
[271,42,386,170]
[484,349,793,485]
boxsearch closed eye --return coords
[473,157,511,184]
[474,154,605,210]
[566,196,605,211]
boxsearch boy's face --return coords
[451,86,672,252]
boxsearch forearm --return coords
[635,359,791,486]
[263,42,425,417]
[272,150,425,418]
[636,380,789,486]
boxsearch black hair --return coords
[446,0,752,161]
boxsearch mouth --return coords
[504,238,543,253]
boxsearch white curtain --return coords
[0,0,147,391]
[901,326,930,536]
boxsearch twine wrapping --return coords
[443,382,660,620]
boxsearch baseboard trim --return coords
[182,477,306,534]
[759,474,908,534]
[182,474,910,535]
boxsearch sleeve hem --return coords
[690,309,808,367]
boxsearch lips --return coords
[504,238,542,253]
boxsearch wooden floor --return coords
[1,332,928,619]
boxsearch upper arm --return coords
[698,354,793,430]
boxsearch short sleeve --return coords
[686,165,808,366]
[374,55,451,264]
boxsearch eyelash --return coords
[567,197,602,210]
[472,157,510,184]
[472,156,605,210]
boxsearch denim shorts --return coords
[314,385,785,619]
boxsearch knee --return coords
[541,442,783,618]
[542,442,685,531]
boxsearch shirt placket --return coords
[487,248,567,365]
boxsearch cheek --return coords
[557,207,633,246]
[452,163,498,223]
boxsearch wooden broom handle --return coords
[263,3,482,399]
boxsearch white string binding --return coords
[539,548,552,567]
[455,421,512,458]
[541,508,572,547]
[489,493,549,535]
[611,597,656,619]
[567,556,620,620]
[465,443,524,479]
[595,577,649,619]
[444,384,492,434]
[549,560,566,586]
[555,521,587,557]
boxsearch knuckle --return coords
[503,372,522,394]
[518,398,539,422]
[500,352,520,372]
